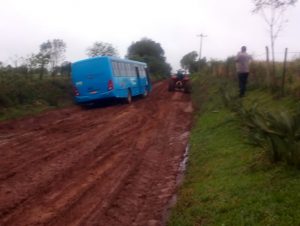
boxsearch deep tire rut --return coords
[0,81,193,226]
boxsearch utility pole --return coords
[197,33,207,60]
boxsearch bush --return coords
[216,74,300,168]
[238,107,300,167]
[0,75,72,108]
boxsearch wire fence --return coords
[252,50,300,61]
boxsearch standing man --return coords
[236,46,252,97]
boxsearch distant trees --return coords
[86,42,118,57]
[252,0,298,86]
[180,51,198,72]
[60,61,72,77]
[49,39,66,71]
[180,51,208,73]
[1,37,175,81]
[0,39,67,79]
[39,39,66,75]
[26,39,67,79]
[127,38,171,76]
[35,50,50,79]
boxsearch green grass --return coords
[0,76,73,121]
[168,76,300,226]
[243,88,299,112]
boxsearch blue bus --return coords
[71,56,151,104]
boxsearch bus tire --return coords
[126,89,132,104]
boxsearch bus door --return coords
[145,67,152,92]
[135,66,143,94]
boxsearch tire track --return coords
[0,81,193,226]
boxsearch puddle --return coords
[177,144,189,185]
[162,143,190,225]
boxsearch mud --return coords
[0,81,193,226]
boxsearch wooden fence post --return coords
[281,48,288,97]
[265,46,270,87]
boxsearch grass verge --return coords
[168,75,300,226]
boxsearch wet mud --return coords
[0,81,193,226]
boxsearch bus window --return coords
[121,63,126,76]
[117,62,123,76]
[139,66,145,77]
[125,64,131,76]
[130,65,135,76]
[112,61,120,76]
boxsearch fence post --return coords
[265,46,270,87]
[281,48,288,97]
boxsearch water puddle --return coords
[177,143,189,185]
[162,143,190,225]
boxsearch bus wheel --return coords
[126,89,132,104]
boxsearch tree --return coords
[127,38,171,76]
[61,61,72,77]
[38,39,66,76]
[252,0,298,86]
[25,54,38,73]
[197,57,208,73]
[50,39,66,72]
[9,55,21,68]
[86,42,118,57]
[35,53,50,79]
[35,42,52,79]
[180,51,198,72]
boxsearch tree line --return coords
[0,38,172,80]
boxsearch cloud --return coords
[0,0,299,68]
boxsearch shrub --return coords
[216,75,300,168]
[238,106,300,167]
[0,75,72,108]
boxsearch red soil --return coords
[0,81,193,226]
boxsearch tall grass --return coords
[238,105,300,167]
[0,75,72,108]
[0,72,73,120]
[210,57,300,97]
[217,76,300,168]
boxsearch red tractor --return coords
[168,70,191,93]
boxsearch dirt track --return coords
[0,81,193,226]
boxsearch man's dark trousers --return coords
[238,73,249,97]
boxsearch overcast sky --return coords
[0,0,299,70]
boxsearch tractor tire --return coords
[184,81,192,93]
[168,79,175,92]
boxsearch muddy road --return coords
[0,81,193,226]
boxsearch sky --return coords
[0,0,299,70]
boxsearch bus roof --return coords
[72,56,147,66]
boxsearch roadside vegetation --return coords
[0,38,170,121]
[0,74,72,121]
[168,57,300,225]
